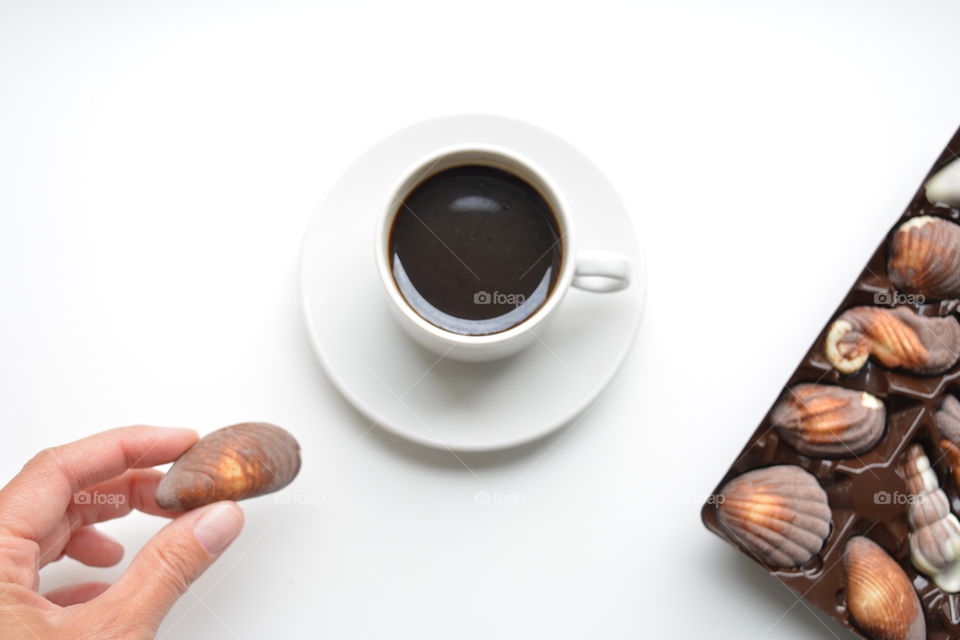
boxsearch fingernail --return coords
[193,502,243,554]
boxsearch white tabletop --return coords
[2,1,960,638]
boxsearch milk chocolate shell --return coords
[771,384,884,457]
[824,306,960,375]
[888,216,960,300]
[156,422,301,510]
[844,536,925,640]
[715,465,831,568]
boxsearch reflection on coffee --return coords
[389,165,562,336]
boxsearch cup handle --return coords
[572,250,632,293]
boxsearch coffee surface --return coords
[389,165,561,335]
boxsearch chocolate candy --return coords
[703,128,960,640]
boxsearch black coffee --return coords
[389,165,562,336]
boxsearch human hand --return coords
[0,426,245,639]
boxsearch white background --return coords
[2,1,960,638]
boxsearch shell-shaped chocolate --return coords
[844,536,925,640]
[940,439,960,497]
[904,444,960,593]
[715,465,831,568]
[937,397,960,489]
[824,305,960,375]
[937,395,960,444]
[771,384,885,457]
[156,422,301,511]
[888,216,960,300]
[926,157,960,206]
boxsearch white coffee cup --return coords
[375,144,631,362]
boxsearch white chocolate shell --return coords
[926,157,960,206]
[904,444,960,593]
[715,465,831,568]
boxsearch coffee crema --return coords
[389,165,562,336]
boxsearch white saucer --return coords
[299,115,645,451]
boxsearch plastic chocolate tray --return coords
[703,126,960,640]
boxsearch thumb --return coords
[100,501,244,630]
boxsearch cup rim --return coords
[375,142,576,349]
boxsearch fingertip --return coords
[88,542,124,568]
[155,426,199,446]
[172,427,200,440]
[137,425,199,463]
[102,501,243,627]
[192,501,244,555]
[64,527,125,568]
[104,536,125,566]
[121,425,198,448]
[167,428,200,457]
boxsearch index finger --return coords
[0,426,197,539]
